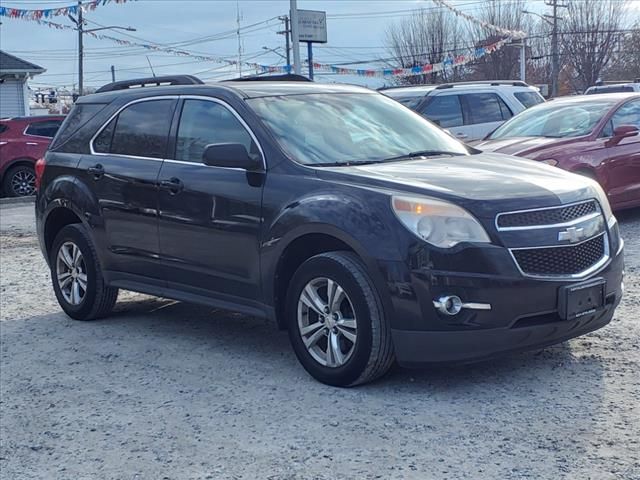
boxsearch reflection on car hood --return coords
[319,153,596,218]
[475,136,581,156]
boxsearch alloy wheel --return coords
[10,169,36,197]
[56,241,87,305]
[297,277,358,367]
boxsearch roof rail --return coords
[378,84,438,91]
[435,80,529,89]
[95,75,204,93]
[223,73,312,82]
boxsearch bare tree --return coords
[561,0,627,91]
[604,21,640,81]
[385,8,466,85]
[469,0,533,80]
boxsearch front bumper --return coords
[388,243,624,366]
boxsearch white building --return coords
[0,51,45,118]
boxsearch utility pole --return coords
[78,1,83,96]
[110,65,116,82]
[290,0,301,75]
[236,1,243,77]
[545,0,568,97]
[277,15,291,70]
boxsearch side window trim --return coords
[89,95,180,161]
[164,95,266,170]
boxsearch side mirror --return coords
[612,125,639,139]
[202,143,261,170]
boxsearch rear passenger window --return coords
[463,93,512,124]
[95,100,175,158]
[421,95,463,128]
[514,91,545,109]
[25,120,62,138]
[175,99,258,163]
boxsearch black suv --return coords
[36,75,624,386]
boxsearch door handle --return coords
[87,164,104,179]
[159,177,184,194]
[26,142,39,146]
[455,133,468,139]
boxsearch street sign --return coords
[297,10,327,43]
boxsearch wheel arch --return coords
[269,225,394,330]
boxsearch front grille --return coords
[497,200,597,228]
[512,234,606,276]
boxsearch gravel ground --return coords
[1,203,639,480]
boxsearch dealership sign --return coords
[297,9,327,43]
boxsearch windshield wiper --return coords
[313,151,460,168]
[382,150,459,162]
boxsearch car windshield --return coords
[247,93,468,166]
[489,99,616,139]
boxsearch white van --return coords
[383,81,545,142]
[585,82,640,95]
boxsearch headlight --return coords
[392,195,491,248]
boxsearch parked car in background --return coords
[0,115,65,197]
[477,93,640,211]
[585,82,640,95]
[382,81,544,142]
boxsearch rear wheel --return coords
[50,224,118,320]
[3,165,36,197]
[286,252,394,387]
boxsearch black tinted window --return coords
[25,120,62,138]
[93,117,116,153]
[50,103,105,151]
[514,91,545,108]
[421,95,463,127]
[464,93,512,124]
[175,99,257,163]
[110,100,175,158]
[0,124,7,135]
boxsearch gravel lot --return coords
[1,203,639,480]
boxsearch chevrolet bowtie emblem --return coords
[558,226,586,243]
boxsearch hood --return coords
[475,136,583,157]
[318,153,597,218]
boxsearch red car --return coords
[477,93,640,211]
[0,115,65,197]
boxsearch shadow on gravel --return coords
[617,207,640,223]
[4,295,605,397]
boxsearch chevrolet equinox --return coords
[36,75,625,386]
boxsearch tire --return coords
[50,224,118,320]
[286,251,394,387]
[3,164,36,197]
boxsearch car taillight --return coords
[35,157,46,192]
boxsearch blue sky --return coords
[1,0,638,91]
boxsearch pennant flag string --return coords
[0,0,137,20]
[431,0,527,39]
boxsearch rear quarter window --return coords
[0,124,8,135]
[51,103,106,151]
[25,120,63,138]
[514,91,545,108]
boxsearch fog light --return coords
[434,295,463,315]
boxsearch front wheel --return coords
[50,224,118,320]
[286,252,394,387]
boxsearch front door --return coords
[157,97,264,305]
[78,97,177,278]
[602,99,640,209]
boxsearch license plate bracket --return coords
[558,278,606,320]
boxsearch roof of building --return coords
[0,51,46,75]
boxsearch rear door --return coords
[78,97,177,279]
[459,92,513,141]
[601,99,640,208]
[157,96,264,306]
[418,94,471,141]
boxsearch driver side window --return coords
[175,99,258,164]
